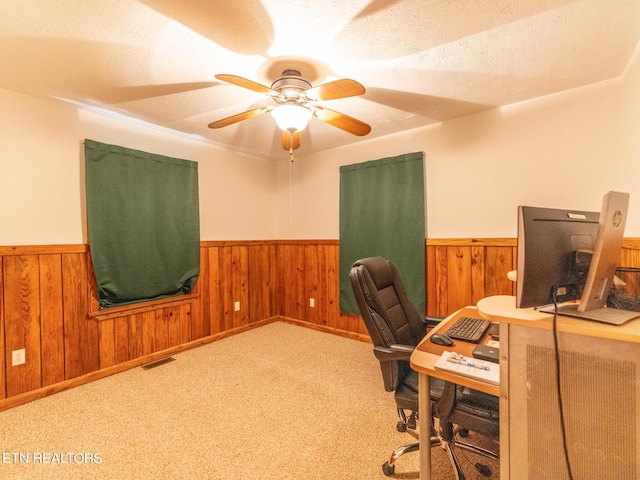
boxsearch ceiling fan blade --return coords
[215,74,278,96]
[282,131,301,150]
[304,79,365,101]
[208,106,272,128]
[313,107,371,136]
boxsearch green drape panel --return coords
[339,152,425,315]
[84,139,200,308]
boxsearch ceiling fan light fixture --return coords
[271,104,312,132]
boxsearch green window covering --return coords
[339,152,425,315]
[84,139,200,308]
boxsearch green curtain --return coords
[84,139,200,308]
[339,152,425,314]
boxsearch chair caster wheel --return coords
[382,462,395,476]
[476,463,492,477]
[458,428,469,437]
[396,421,407,432]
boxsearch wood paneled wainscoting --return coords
[427,238,517,316]
[2,239,640,410]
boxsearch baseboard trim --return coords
[0,316,370,412]
[277,316,371,343]
[0,317,279,413]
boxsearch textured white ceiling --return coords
[1,0,639,160]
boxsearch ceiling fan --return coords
[208,69,371,160]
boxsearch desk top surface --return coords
[477,295,640,344]
[410,306,500,396]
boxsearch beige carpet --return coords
[0,322,498,479]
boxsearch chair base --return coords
[440,437,499,480]
[382,440,423,477]
[382,432,498,479]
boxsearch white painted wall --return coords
[0,89,279,245]
[280,45,640,239]
[2,44,639,245]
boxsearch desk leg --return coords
[418,372,431,480]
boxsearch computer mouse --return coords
[429,333,454,346]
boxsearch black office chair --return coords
[349,256,499,478]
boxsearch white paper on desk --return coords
[434,351,499,386]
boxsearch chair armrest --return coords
[424,315,446,328]
[373,344,414,362]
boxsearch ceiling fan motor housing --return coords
[271,69,311,102]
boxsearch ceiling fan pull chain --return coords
[289,130,295,162]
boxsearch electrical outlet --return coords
[310,298,315,308]
[234,301,240,311]
[12,349,25,366]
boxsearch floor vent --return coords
[141,357,176,370]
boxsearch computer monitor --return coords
[518,191,640,325]
[579,191,628,311]
[516,205,599,308]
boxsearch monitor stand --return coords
[540,303,640,325]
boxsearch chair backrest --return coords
[349,257,427,391]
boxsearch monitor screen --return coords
[516,205,599,308]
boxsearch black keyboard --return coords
[445,316,491,343]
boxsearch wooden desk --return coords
[410,306,499,480]
[477,294,640,343]
[476,295,640,479]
